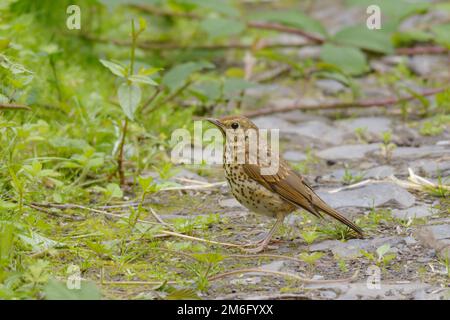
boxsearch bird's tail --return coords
[313,198,364,238]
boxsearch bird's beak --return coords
[205,118,225,132]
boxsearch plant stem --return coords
[130,19,136,76]
[117,118,128,186]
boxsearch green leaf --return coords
[184,0,239,17]
[332,26,394,54]
[118,82,141,120]
[392,30,433,47]
[106,183,123,198]
[128,74,158,86]
[345,0,429,21]
[223,78,257,98]
[166,287,201,300]
[320,44,369,76]
[250,10,327,36]
[200,18,245,38]
[431,24,450,48]
[137,175,154,192]
[45,278,101,300]
[138,17,147,31]
[0,38,10,50]
[162,61,214,92]
[190,80,221,102]
[99,59,127,77]
[192,252,224,264]
[376,244,391,258]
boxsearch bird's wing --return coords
[243,161,363,236]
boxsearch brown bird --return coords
[207,115,363,253]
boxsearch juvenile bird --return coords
[207,115,363,253]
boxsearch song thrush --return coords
[207,115,363,253]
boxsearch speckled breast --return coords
[223,163,294,218]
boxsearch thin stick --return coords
[160,181,227,191]
[208,268,359,284]
[328,179,382,193]
[244,87,447,117]
[247,21,324,43]
[226,253,304,264]
[396,46,448,55]
[0,103,31,110]
[148,207,172,228]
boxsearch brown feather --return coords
[243,161,363,237]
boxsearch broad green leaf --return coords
[99,59,127,77]
[18,231,63,252]
[162,61,214,92]
[192,252,224,264]
[223,78,257,98]
[137,175,154,192]
[184,0,239,17]
[106,183,123,198]
[320,44,369,76]
[118,82,141,120]
[431,24,450,48]
[392,30,433,47]
[332,26,394,54]
[200,18,245,38]
[250,10,327,36]
[345,0,429,21]
[376,244,391,258]
[128,74,158,86]
[190,80,221,102]
[138,66,162,76]
[45,278,101,300]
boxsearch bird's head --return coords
[205,115,257,134]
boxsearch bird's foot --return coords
[240,238,273,253]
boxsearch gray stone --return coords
[317,183,415,209]
[260,260,286,272]
[408,55,450,77]
[246,84,294,100]
[323,165,394,181]
[317,144,380,160]
[252,116,291,131]
[219,198,244,209]
[410,160,450,178]
[283,150,307,162]
[392,146,448,159]
[323,168,363,181]
[364,165,395,179]
[276,110,327,123]
[310,236,404,259]
[337,117,392,136]
[230,277,261,285]
[315,79,347,95]
[289,121,347,145]
[392,205,435,220]
[306,282,433,300]
[415,224,450,258]
[172,169,207,182]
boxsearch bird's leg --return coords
[241,215,284,253]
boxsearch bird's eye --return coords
[231,122,239,129]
